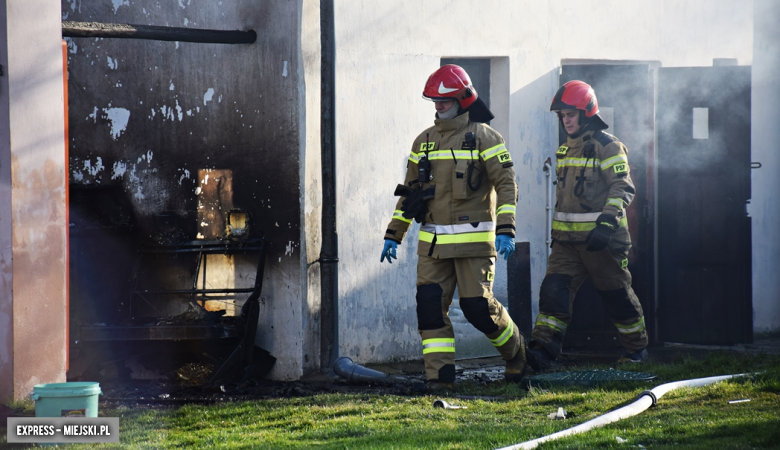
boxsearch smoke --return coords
[655,66,751,174]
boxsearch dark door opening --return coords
[558,64,656,350]
[656,66,752,345]
[441,58,490,113]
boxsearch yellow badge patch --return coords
[613,163,628,174]
[498,152,512,163]
[556,145,569,156]
[420,142,435,152]
[486,272,494,282]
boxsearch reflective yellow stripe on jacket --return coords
[496,204,515,215]
[606,198,625,212]
[600,155,628,171]
[419,221,495,245]
[556,154,627,170]
[480,143,509,161]
[409,149,480,163]
[552,212,628,232]
[392,209,411,224]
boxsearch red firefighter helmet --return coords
[422,64,478,109]
[550,80,599,116]
[550,80,608,129]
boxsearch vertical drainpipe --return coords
[319,0,338,373]
[62,40,70,373]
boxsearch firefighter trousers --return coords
[416,255,523,382]
[529,240,648,358]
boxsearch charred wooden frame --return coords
[62,21,257,44]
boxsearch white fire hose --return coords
[495,373,746,450]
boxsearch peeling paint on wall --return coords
[177,168,191,185]
[87,106,130,140]
[111,161,127,180]
[66,38,78,54]
[104,108,130,139]
[83,157,104,177]
[203,88,215,105]
[155,101,184,122]
[110,0,128,15]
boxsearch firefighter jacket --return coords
[384,112,518,259]
[552,129,635,243]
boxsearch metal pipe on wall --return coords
[543,157,554,255]
[62,40,70,372]
[319,0,339,373]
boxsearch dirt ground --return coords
[4,337,779,415]
[86,336,780,408]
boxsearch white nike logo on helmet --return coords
[438,82,458,94]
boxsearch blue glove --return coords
[495,235,515,260]
[380,240,398,264]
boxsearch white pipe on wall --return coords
[543,157,554,255]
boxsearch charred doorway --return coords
[656,66,752,345]
[558,64,656,351]
[64,19,279,383]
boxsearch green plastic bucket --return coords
[30,382,102,418]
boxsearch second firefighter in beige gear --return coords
[527,80,648,370]
[383,65,525,385]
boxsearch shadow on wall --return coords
[510,68,561,321]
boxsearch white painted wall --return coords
[751,0,780,333]
[333,0,756,365]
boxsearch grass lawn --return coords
[3,352,780,449]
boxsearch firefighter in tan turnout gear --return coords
[380,65,526,389]
[526,80,649,372]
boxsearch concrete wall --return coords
[751,0,780,333]
[0,1,68,400]
[63,0,317,380]
[334,0,755,364]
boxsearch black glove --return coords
[585,214,618,252]
[394,184,435,223]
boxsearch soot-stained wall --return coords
[62,0,313,379]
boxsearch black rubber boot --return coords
[617,348,648,364]
[526,346,555,373]
[504,346,527,383]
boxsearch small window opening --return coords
[693,107,709,139]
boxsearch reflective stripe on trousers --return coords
[535,314,567,333]
[490,321,514,347]
[422,337,455,354]
[615,316,646,335]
